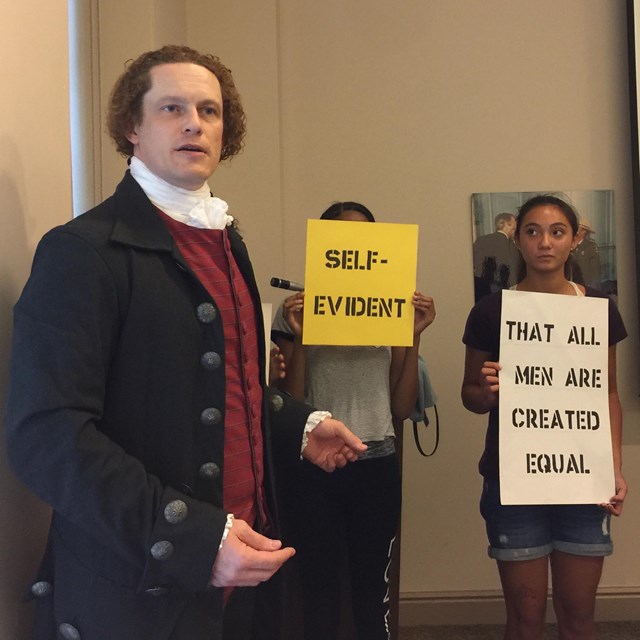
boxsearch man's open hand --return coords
[303,417,367,472]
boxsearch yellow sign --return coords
[303,220,418,346]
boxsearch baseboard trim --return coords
[399,587,640,626]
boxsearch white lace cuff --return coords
[300,410,332,458]
[218,513,235,550]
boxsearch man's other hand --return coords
[303,418,367,472]
[210,519,295,587]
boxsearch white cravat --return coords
[129,156,233,230]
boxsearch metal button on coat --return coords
[150,541,174,561]
[59,623,81,640]
[164,500,188,524]
[196,303,217,323]
[270,393,284,412]
[31,581,52,598]
[200,407,222,426]
[198,462,220,480]
[201,351,221,371]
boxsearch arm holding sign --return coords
[461,347,501,415]
[390,292,436,419]
[268,345,286,385]
[276,292,306,401]
[602,345,626,516]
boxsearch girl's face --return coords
[336,210,370,223]
[515,205,578,275]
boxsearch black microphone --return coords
[270,277,304,292]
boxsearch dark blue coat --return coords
[5,172,310,640]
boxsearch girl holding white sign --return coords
[461,195,627,640]
[272,201,435,640]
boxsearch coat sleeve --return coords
[264,387,315,469]
[4,229,225,594]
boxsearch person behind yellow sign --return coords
[461,195,627,640]
[271,201,435,640]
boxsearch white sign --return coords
[499,290,613,505]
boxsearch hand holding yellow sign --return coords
[303,220,418,346]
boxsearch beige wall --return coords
[0,1,70,637]
[1,0,638,636]
[96,0,188,202]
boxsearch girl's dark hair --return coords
[514,194,580,282]
[515,194,579,238]
[320,201,376,222]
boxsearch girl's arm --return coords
[274,293,307,401]
[461,346,500,415]
[605,345,626,516]
[389,293,435,420]
[268,345,286,386]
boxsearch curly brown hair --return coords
[107,45,246,161]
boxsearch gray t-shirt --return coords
[272,304,395,443]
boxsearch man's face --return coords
[501,216,516,239]
[126,63,224,190]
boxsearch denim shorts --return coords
[480,479,613,561]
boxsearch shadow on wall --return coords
[0,164,52,639]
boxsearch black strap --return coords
[412,404,439,457]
